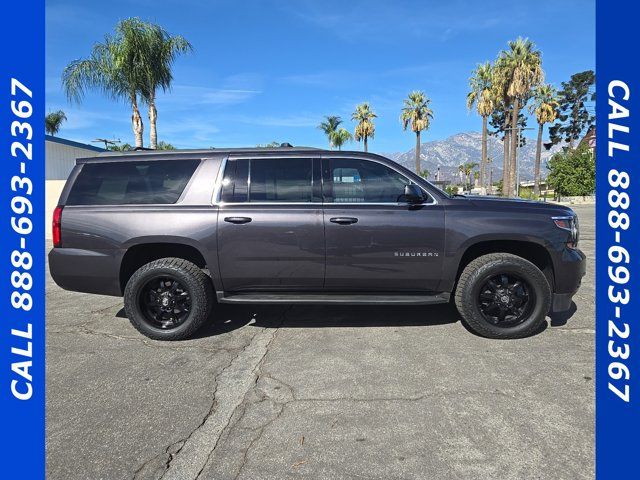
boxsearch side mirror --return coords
[402,184,424,204]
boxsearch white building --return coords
[46,135,105,238]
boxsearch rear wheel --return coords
[455,253,551,339]
[124,258,213,340]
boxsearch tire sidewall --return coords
[462,257,551,338]
[124,263,210,340]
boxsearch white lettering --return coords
[11,379,32,401]
[608,80,630,100]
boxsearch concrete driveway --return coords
[46,205,595,480]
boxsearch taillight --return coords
[52,205,63,247]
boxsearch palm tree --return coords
[45,110,67,136]
[332,128,353,150]
[467,62,494,190]
[62,18,151,148]
[497,37,544,196]
[156,140,176,150]
[139,23,192,149]
[351,103,377,152]
[318,115,343,148]
[530,84,558,196]
[489,67,513,197]
[400,91,434,174]
[462,162,479,190]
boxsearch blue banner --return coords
[596,0,640,477]
[0,0,45,478]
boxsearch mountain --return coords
[382,132,564,183]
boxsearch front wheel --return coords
[454,253,551,339]
[124,258,213,340]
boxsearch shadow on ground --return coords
[115,299,578,340]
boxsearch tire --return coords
[454,253,551,339]
[124,258,213,340]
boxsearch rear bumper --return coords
[48,247,122,296]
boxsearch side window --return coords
[220,158,315,203]
[221,159,249,202]
[327,158,431,203]
[249,158,313,202]
[66,160,199,205]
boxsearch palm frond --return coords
[400,90,433,133]
[352,103,377,142]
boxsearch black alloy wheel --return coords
[454,253,552,339]
[139,276,192,329]
[124,257,213,340]
[477,273,535,328]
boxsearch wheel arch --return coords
[119,240,210,294]
[452,239,555,292]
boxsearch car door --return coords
[216,155,325,292]
[322,156,445,292]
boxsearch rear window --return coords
[66,160,199,205]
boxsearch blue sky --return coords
[46,0,595,152]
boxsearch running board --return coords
[217,292,450,305]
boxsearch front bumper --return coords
[551,247,586,312]
[552,292,577,312]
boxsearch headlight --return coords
[552,215,579,248]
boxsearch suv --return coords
[49,148,585,340]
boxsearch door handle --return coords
[224,216,252,224]
[330,217,358,225]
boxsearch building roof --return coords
[45,135,106,152]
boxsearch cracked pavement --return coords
[46,205,595,480]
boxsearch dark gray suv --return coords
[49,147,585,340]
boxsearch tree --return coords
[139,22,192,149]
[107,142,133,151]
[462,162,479,190]
[256,141,282,148]
[419,169,430,179]
[548,70,595,148]
[45,110,67,136]
[62,18,151,148]
[156,140,176,150]
[332,128,353,150]
[467,62,494,190]
[489,100,527,195]
[351,102,377,152]
[318,116,343,148]
[546,144,595,198]
[489,104,527,146]
[490,98,512,197]
[494,37,543,197]
[444,184,458,196]
[400,91,434,173]
[530,84,559,196]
